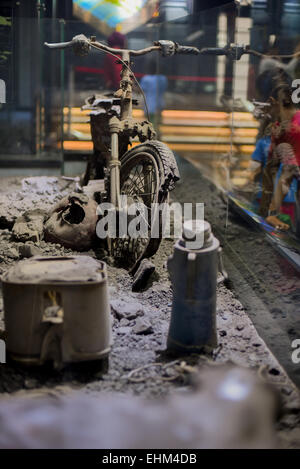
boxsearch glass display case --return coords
[1,0,300,388]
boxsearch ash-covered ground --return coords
[0,159,299,448]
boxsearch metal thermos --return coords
[167,220,222,353]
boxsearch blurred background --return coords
[0,0,290,175]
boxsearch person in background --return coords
[249,134,271,188]
[140,59,168,135]
[256,43,300,98]
[103,31,126,90]
[255,66,292,142]
[260,82,300,230]
[249,132,297,215]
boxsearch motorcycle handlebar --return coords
[44,41,74,49]
[200,47,228,56]
[199,44,252,60]
[175,45,200,55]
[45,37,260,62]
[44,35,200,57]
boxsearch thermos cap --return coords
[182,219,213,249]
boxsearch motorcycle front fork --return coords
[109,131,121,209]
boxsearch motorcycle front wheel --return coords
[108,140,180,273]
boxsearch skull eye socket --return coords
[63,202,86,225]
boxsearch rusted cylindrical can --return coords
[167,220,220,353]
[2,256,112,367]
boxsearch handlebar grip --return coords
[200,47,227,56]
[44,41,74,50]
[44,35,90,56]
[176,45,200,55]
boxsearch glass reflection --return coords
[233,39,300,237]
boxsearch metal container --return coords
[167,220,223,353]
[2,256,112,368]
